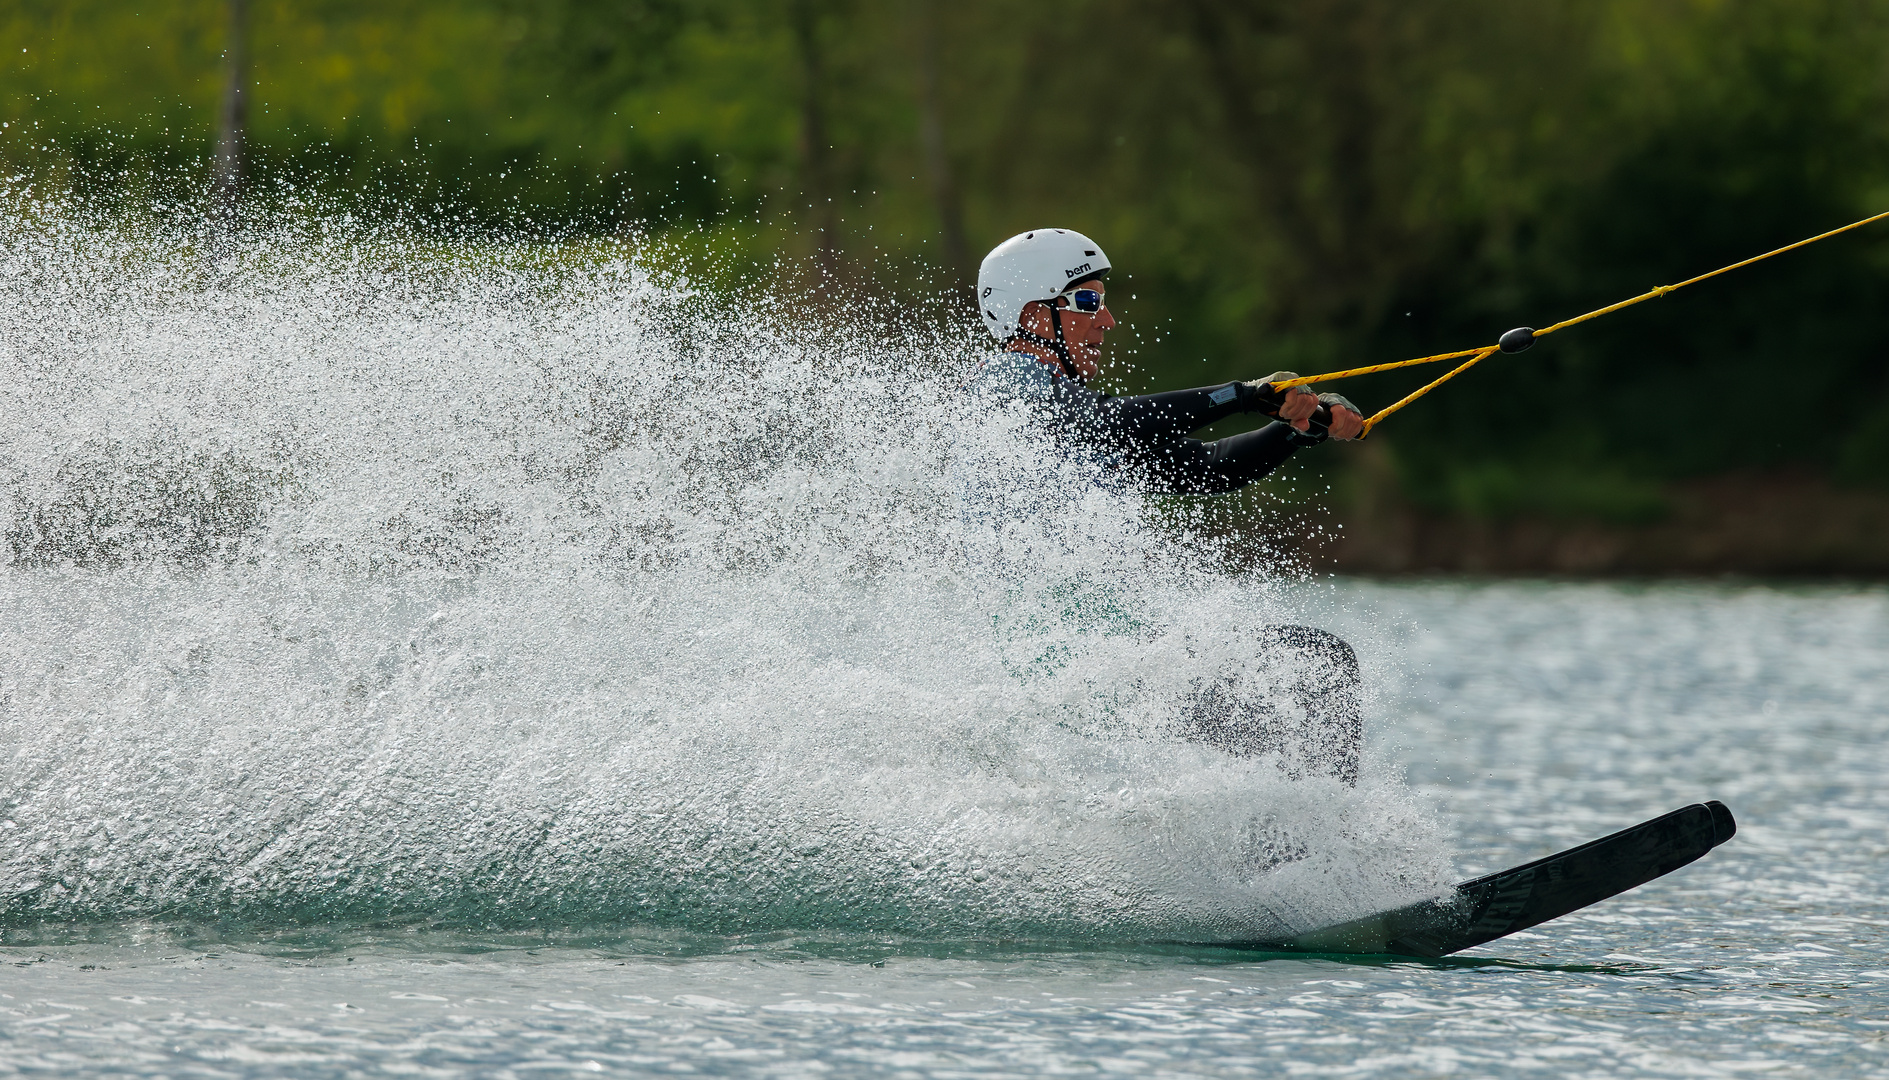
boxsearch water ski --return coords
[1232,800,1736,957]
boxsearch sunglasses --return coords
[1057,288,1105,314]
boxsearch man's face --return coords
[1023,277,1115,380]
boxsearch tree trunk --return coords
[791,0,840,280]
[912,0,970,294]
[210,0,249,241]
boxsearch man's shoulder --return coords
[974,349,1065,383]
[969,350,1063,395]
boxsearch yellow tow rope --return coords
[1272,208,1889,437]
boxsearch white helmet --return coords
[976,229,1111,342]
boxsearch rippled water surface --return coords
[2,205,1885,1075]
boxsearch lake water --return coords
[2,205,1885,1076]
[5,580,1884,1078]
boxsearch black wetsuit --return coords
[971,352,1361,781]
[980,351,1321,495]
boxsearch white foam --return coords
[0,189,1452,940]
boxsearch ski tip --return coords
[1704,800,1737,846]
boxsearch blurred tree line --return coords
[5,0,1888,519]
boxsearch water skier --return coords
[972,228,1365,491]
[970,228,1366,782]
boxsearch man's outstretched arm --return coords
[1101,372,1362,445]
[1102,381,1274,444]
[1142,423,1306,494]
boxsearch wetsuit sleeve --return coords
[1105,382,1272,444]
[1141,423,1303,495]
[1103,382,1309,494]
[1034,375,1307,495]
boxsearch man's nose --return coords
[1098,307,1116,330]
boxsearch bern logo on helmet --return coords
[1064,262,1091,279]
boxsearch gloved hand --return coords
[1278,389,1366,444]
[1243,372,1320,421]
[1244,374,1365,442]
[1317,392,1364,441]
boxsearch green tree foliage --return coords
[5,0,1888,507]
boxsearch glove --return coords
[1318,391,1360,417]
[1240,371,1315,417]
[1284,392,1365,446]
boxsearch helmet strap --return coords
[1012,303,1084,383]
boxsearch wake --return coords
[0,191,1450,942]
